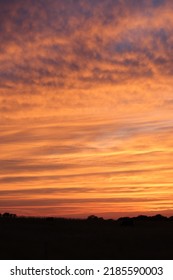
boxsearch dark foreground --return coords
[0,215,173,259]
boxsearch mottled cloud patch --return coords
[0,0,173,119]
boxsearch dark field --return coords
[0,215,173,260]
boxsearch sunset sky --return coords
[0,0,173,218]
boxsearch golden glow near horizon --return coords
[0,0,173,218]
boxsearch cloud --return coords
[0,187,94,196]
[0,196,166,207]
[0,0,173,217]
[0,1,173,102]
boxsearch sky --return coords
[0,0,173,218]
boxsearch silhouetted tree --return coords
[87,215,104,223]
[2,212,16,218]
[151,214,167,221]
[118,217,134,227]
[87,215,98,220]
[135,215,149,221]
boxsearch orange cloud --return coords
[0,0,173,217]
